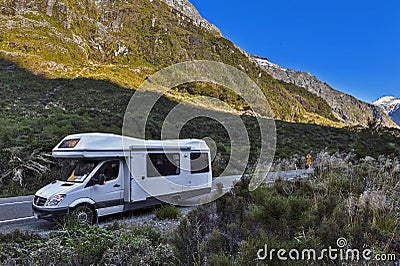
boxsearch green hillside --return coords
[0,0,342,124]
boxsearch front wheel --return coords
[70,204,95,225]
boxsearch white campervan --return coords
[32,133,212,224]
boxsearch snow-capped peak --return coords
[373,96,400,115]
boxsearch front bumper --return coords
[32,204,69,221]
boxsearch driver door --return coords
[89,160,123,216]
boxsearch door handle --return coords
[113,184,121,188]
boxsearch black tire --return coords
[70,204,95,225]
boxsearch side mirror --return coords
[98,174,106,185]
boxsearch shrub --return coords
[28,238,77,265]
[128,224,162,244]
[207,253,234,266]
[155,205,182,220]
[169,207,213,265]
[0,224,174,266]
[169,152,400,264]
[100,233,175,266]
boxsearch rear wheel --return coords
[70,204,95,225]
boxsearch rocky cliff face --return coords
[0,0,227,69]
[254,57,398,128]
[160,0,221,34]
[4,0,220,34]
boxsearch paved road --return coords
[265,168,314,184]
[0,195,34,222]
[0,169,314,233]
[0,195,55,234]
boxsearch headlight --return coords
[46,194,66,206]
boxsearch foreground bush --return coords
[155,205,182,220]
[1,152,399,265]
[0,224,175,266]
[170,152,400,264]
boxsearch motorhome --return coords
[32,133,212,224]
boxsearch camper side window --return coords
[147,153,180,177]
[190,153,209,174]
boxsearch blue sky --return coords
[190,0,400,103]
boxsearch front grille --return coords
[34,196,47,206]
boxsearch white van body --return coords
[32,133,212,223]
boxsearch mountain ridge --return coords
[254,56,398,128]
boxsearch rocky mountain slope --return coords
[0,0,343,126]
[374,96,400,126]
[254,57,398,128]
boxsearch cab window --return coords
[93,160,120,182]
[66,160,99,183]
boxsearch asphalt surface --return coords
[0,195,55,234]
[0,195,34,221]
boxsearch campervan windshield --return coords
[66,160,99,183]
